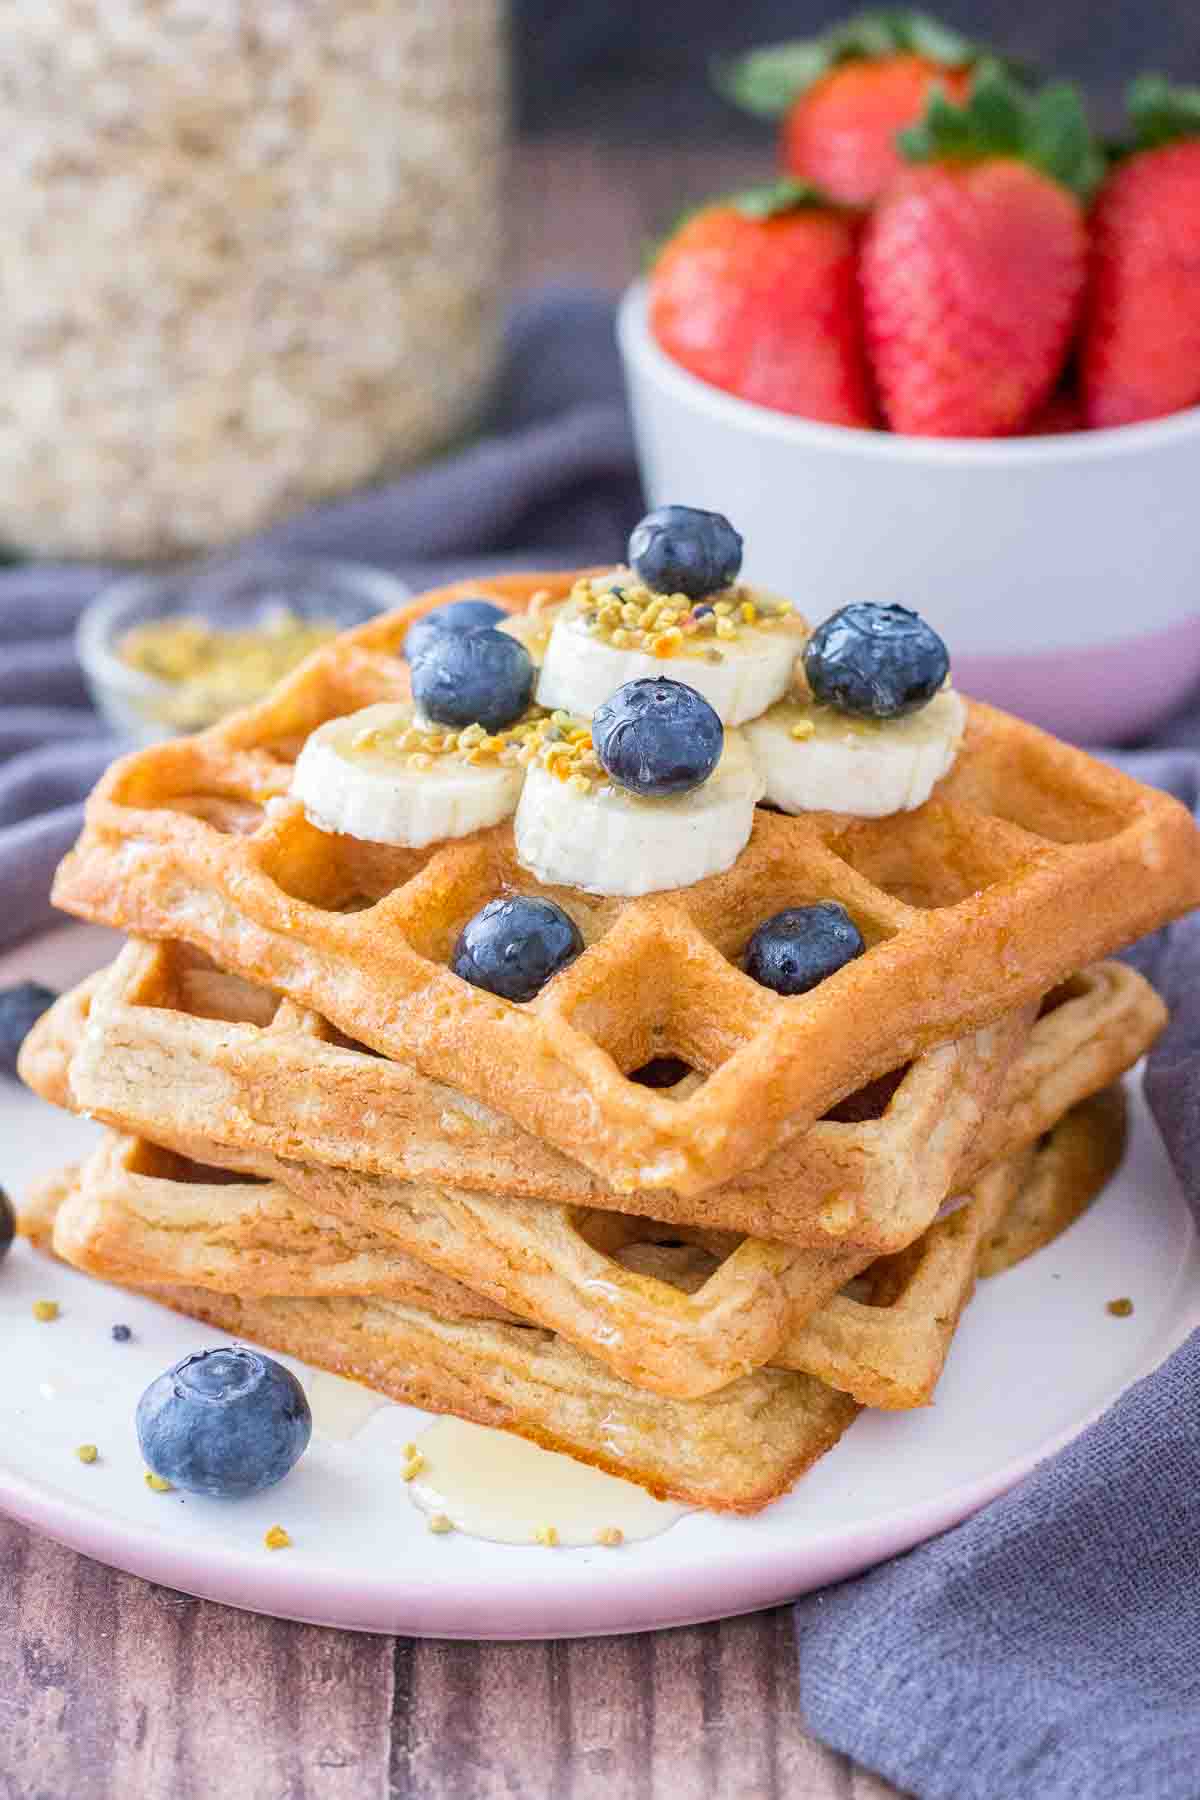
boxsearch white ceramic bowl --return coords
[618,281,1200,743]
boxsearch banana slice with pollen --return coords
[534,572,807,727]
[514,719,764,898]
[745,688,967,818]
[292,701,534,847]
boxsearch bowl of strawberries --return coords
[617,13,1200,742]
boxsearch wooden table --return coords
[2,137,904,1800]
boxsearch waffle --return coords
[23,1167,859,1516]
[21,1073,1125,1407]
[778,1084,1127,1407]
[25,1134,517,1320]
[28,945,1161,1250]
[50,573,1200,1197]
[976,1086,1129,1279]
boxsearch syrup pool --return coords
[304,1371,389,1442]
[406,1417,689,1547]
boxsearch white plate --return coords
[1,927,1196,1640]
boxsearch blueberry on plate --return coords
[593,677,723,797]
[628,505,743,600]
[0,981,57,1079]
[804,603,949,720]
[452,895,583,1003]
[411,627,535,734]
[403,598,507,665]
[744,903,865,997]
[137,1346,312,1499]
[0,1186,14,1264]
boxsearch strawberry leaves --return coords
[1128,75,1200,151]
[900,64,1104,200]
[730,179,834,219]
[715,9,976,118]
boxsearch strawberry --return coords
[648,182,875,426]
[1082,77,1200,429]
[1026,386,1085,434]
[717,11,980,205]
[860,69,1100,436]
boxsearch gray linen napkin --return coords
[1,286,1198,1800]
[796,845,1200,1800]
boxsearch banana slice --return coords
[514,728,764,897]
[744,689,967,818]
[292,702,526,847]
[497,603,562,668]
[534,577,807,726]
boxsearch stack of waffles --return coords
[17,574,1200,1514]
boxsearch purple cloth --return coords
[2,286,1198,1799]
[796,872,1200,1800]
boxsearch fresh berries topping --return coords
[0,982,57,1078]
[111,1323,133,1342]
[1081,78,1200,429]
[649,183,875,425]
[0,1186,14,1263]
[804,603,949,719]
[744,903,866,996]
[861,70,1097,437]
[403,598,507,665]
[719,13,980,206]
[592,678,724,797]
[410,628,535,735]
[628,506,744,600]
[452,895,584,1003]
[136,1347,311,1499]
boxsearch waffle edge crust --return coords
[48,572,1200,1198]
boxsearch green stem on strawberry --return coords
[1127,74,1200,151]
[643,180,842,272]
[729,179,838,219]
[713,9,978,117]
[899,63,1104,200]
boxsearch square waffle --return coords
[22,1162,859,1517]
[24,956,1134,1399]
[50,572,1200,1197]
[22,1086,1122,1443]
[26,942,1163,1252]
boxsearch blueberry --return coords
[111,1323,132,1342]
[744,904,865,997]
[592,678,723,797]
[0,1186,14,1263]
[403,598,507,665]
[804,604,949,720]
[0,982,57,1079]
[410,627,535,734]
[137,1346,311,1499]
[452,895,583,1003]
[628,505,743,600]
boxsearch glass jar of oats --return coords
[0,3,507,560]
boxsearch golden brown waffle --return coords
[779,1084,1127,1407]
[50,572,1200,1196]
[25,1135,516,1319]
[27,943,1161,1250]
[976,1086,1128,1278]
[23,1169,859,1516]
[22,1080,1125,1407]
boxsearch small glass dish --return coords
[78,554,409,745]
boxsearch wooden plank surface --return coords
[2,1512,899,1799]
[2,137,903,1800]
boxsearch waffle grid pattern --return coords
[52,574,1200,1196]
